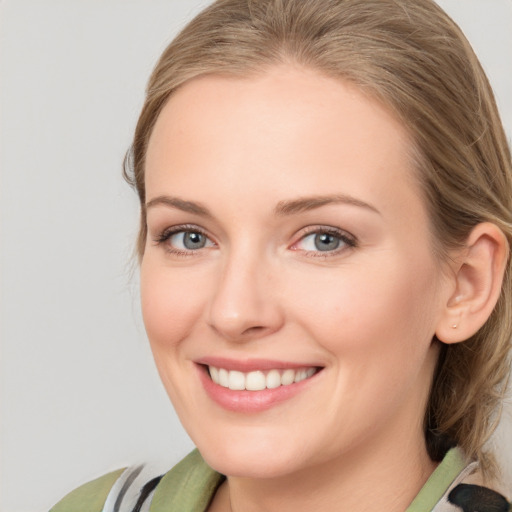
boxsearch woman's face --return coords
[141,66,451,478]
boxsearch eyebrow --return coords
[145,194,380,217]
[146,196,213,218]
[274,194,380,216]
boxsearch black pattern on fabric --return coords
[130,475,163,512]
[448,483,511,512]
[113,465,144,512]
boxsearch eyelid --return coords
[152,223,208,242]
[290,225,357,255]
[152,224,216,255]
[151,223,356,257]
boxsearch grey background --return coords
[0,1,511,510]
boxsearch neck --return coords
[214,427,436,512]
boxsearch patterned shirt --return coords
[50,448,510,512]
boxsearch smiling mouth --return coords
[207,366,320,391]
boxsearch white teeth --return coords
[281,369,295,386]
[218,368,229,387]
[294,369,307,383]
[208,366,318,391]
[246,371,266,391]
[209,366,219,383]
[228,370,245,391]
[266,369,281,389]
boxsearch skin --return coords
[141,65,458,512]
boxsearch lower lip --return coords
[197,365,320,413]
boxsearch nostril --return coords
[208,320,278,343]
[242,325,265,335]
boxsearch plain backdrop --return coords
[0,1,511,510]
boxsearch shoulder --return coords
[443,468,511,512]
[49,467,127,512]
[49,450,224,512]
[407,448,511,512]
[424,448,511,512]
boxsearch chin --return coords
[192,428,309,478]
[203,450,304,479]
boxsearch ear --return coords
[436,222,509,344]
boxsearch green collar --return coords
[150,449,224,512]
[406,448,468,511]
[150,447,467,512]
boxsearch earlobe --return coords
[435,222,509,344]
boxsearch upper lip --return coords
[195,357,323,372]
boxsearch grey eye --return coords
[295,232,344,252]
[313,233,341,251]
[169,231,213,251]
[183,232,206,249]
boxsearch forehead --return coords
[145,65,423,217]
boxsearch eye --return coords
[170,231,212,250]
[292,228,356,255]
[154,226,215,255]
[301,232,341,252]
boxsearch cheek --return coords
[140,259,207,352]
[290,259,440,434]
[289,254,440,360]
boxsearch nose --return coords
[207,250,284,342]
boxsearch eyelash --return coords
[153,224,357,257]
[291,226,357,258]
[153,224,215,257]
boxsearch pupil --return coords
[315,233,339,251]
[184,232,205,249]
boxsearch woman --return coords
[51,0,511,510]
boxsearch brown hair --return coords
[124,0,512,476]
